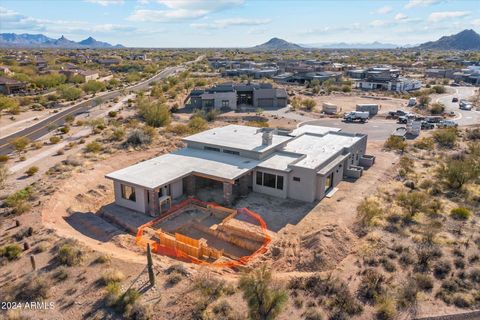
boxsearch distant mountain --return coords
[416,29,480,50]
[303,41,400,49]
[0,33,124,48]
[253,37,303,50]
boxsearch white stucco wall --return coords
[113,181,147,213]
[287,167,317,202]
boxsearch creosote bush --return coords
[57,243,84,266]
[450,207,471,220]
[384,136,407,152]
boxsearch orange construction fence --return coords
[135,197,271,268]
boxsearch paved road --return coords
[435,86,479,126]
[0,55,204,156]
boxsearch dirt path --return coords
[40,148,162,264]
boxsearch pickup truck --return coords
[344,111,369,123]
[421,121,435,130]
[437,120,458,128]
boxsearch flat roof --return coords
[284,133,362,169]
[183,125,291,153]
[257,152,302,172]
[106,148,259,189]
[291,125,341,137]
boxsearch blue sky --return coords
[0,0,479,47]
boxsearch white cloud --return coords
[191,17,271,29]
[375,6,392,14]
[0,6,135,35]
[405,0,440,9]
[128,0,244,22]
[369,20,388,27]
[395,13,408,21]
[428,11,470,22]
[473,19,480,27]
[84,0,124,6]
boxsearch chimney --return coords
[262,131,273,146]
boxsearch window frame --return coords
[121,184,136,202]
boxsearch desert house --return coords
[106,124,375,216]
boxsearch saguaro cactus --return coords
[30,255,36,271]
[147,243,155,286]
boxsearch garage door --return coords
[257,98,274,108]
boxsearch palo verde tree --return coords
[239,265,287,320]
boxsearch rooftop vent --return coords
[262,131,273,146]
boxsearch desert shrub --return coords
[104,281,121,307]
[438,157,476,190]
[357,269,385,304]
[415,244,442,272]
[4,187,33,214]
[0,155,9,162]
[0,164,8,188]
[205,109,219,122]
[100,269,125,286]
[414,137,434,150]
[83,80,106,93]
[166,273,182,286]
[0,96,20,115]
[138,100,171,127]
[429,102,445,115]
[380,258,396,273]
[433,128,457,148]
[415,274,433,291]
[452,293,473,308]
[167,124,191,135]
[15,276,50,301]
[188,115,208,133]
[49,136,61,144]
[375,297,396,320]
[58,85,82,100]
[467,128,480,140]
[93,255,111,264]
[450,207,471,220]
[85,141,102,153]
[397,191,428,218]
[303,308,322,320]
[356,198,382,228]
[245,120,269,127]
[127,302,152,320]
[53,267,69,282]
[469,268,480,284]
[302,98,316,111]
[57,243,84,266]
[108,111,118,117]
[123,129,152,148]
[59,126,70,134]
[10,137,31,152]
[116,288,140,315]
[384,136,407,152]
[211,300,234,318]
[110,127,125,141]
[194,272,227,301]
[432,85,446,94]
[0,244,22,261]
[399,251,415,267]
[14,227,33,241]
[454,258,465,269]
[433,260,452,279]
[25,166,39,176]
[239,265,288,320]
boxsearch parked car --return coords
[398,116,408,124]
[437,120,458,128]
[426,116,443,123]
[460,104,473,111]
[452,97,458,102]
[421,121,435,130]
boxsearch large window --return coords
[204,146,220,152]
[256,171,284,190]
[223,149,240,155]
[221,100,229,108]
[121,184,136,202]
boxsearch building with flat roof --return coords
[351,67,421,92]
[186,82,288,110]
[106,124,375,216]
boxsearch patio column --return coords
[239,175,249,196]
[223,182,233,206]
[148,189,159,216]
[185,175,196,196]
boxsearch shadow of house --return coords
[64,211,124,242]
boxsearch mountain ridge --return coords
[0,33,124,48]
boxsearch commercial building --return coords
[106,124,374,216]
[187,82,288,110]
